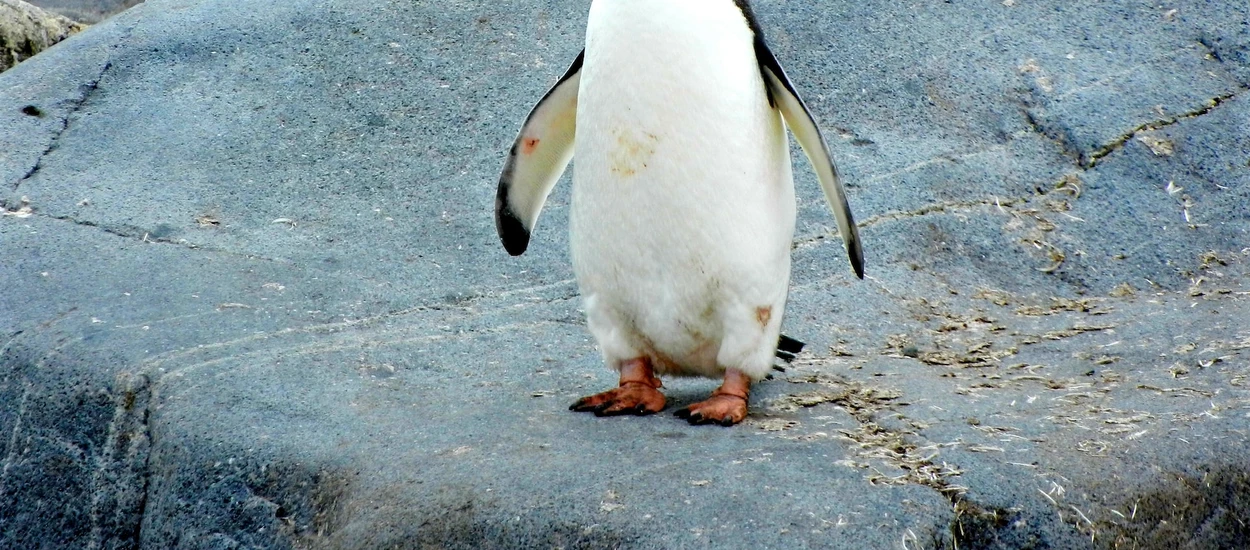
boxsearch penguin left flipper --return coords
[755,44,865,279]
[495,51,585,256]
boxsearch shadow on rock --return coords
[1098,463,1250,550]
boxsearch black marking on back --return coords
[733,0,765,41]
[733,0,788,107]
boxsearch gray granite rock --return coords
[1,0,1247,548]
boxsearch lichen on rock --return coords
[0,0,87,72]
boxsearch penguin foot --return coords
[569,357,666,416]
[674,393,748,426]
[569,382,667,416]
[675,368,751,426]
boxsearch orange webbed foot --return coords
[569,382,667,416]
[569,357,666,417]
[674,393,748,426]
[675,368,752,426]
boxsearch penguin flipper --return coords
[495,51,584,256]
[756,46,865,279]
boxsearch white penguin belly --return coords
[570,0,797,379]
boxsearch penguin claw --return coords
[569,397,604,413]
[678,394,748,426]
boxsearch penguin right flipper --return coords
[755,45,865,279]
[495,51,584,256]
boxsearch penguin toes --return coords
[569,384,666,416]
[675,394,747,426]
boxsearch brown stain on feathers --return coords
[610,129,658,177]
[755,306,772,328]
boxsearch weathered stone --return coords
[1,1,1247,548]
[0,0,86,72]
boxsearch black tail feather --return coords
[775,335,805,363]
[777,334,805,354]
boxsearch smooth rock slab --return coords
[1,0,1248,548]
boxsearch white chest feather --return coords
[569,0,796,377]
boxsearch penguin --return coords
[495,0,863,426]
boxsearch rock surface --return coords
[1,0,1248,548]
[0,0,86,71]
